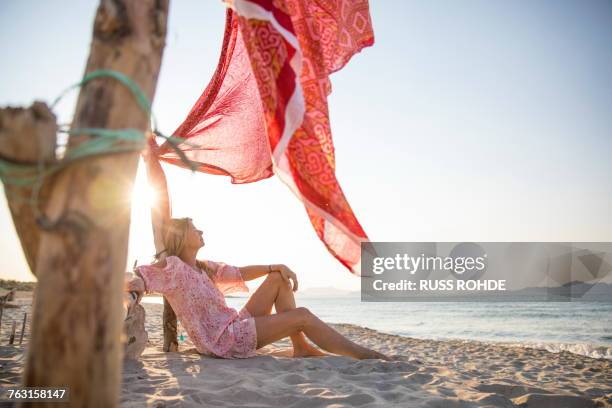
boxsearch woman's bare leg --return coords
[254,307,388,360]
[244,273,325,356]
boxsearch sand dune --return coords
[1,295,610,407]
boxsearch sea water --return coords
[142,294,612,360]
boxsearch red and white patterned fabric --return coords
[155,1,375,275]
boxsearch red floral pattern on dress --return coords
[136,256,257,359]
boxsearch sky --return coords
[1,0,611,291]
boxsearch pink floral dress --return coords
[135,255,257,359]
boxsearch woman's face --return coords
[186,219,205,249]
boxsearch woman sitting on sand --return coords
[126,217,388,360]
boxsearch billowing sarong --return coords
[155,0,375,274]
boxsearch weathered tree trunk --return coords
[143,145,177,351]
[0,1,168,407]
[123,290,148,359]
[163,297,179,351]
[0,103,57,273]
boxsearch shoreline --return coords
[146,294,612,361]
[3,290,612,360]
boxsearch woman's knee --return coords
[266,271,283,285]
[295,307,314,330]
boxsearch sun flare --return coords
[130,161,158,210]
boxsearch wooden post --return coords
[123,292,148,360]
[143,148,177,352]
[163,297,178,351]
[6,289,16,302]
[0,103,57,273]
[0,1,169,407]
[19,313,27,344]
[9,320,16,345]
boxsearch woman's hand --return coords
[142,135,161,161]
[272,264,299,292]
[126,277,146,304]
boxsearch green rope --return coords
[0,69,199,227]
[1,69,198,189]
[0,128,144,187]
[51,69,152,117]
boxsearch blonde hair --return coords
[155,217,215,279]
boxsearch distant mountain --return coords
[510,281,612,300]
[297,287,357,297]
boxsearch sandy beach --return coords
[1,293,610,407]
[2,0,612,406]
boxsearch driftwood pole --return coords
[0,1,168,407]
[162,297,179,351]
[0,103,57,273]
[143,148,178,351]
[9,320,17,345]
[19,312,27,344]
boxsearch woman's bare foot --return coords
[367,350,391,361]
[293,343,389,360]
[293,344,330,358]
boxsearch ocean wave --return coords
[398,332,612,360]
[502,340,612,360]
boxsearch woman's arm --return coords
[143,138,171,253]
[125,276,145,292]
[125,258,168,293]
[127,258,171,297]
[238,265,272,282]
[238,264,299,291]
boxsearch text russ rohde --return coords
[360,242,612,302]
